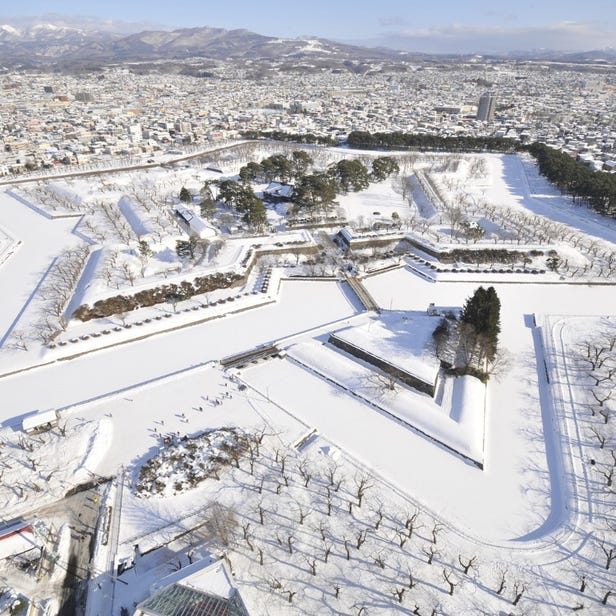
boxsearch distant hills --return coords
[0,21,403,68]
[0,20,614,69]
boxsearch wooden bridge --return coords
[343,273,380,312]
[220,344,281,369]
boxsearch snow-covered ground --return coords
[0,149,614,614]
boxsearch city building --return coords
[477,92,496,122]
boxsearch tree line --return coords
[241,130,337,146]
[346,131,520,153]
[527,142,616,217]
[225,151,400,216]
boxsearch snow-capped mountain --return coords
[0,21,398,67]
[0,19,612,68]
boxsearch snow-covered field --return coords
[0,148,614,615]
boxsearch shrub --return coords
[73,272,244,321]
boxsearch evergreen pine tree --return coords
[459,286,501,368]
[179,187,192,203]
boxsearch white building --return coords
[174,205,217,240]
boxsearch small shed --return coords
[335,228,353,249]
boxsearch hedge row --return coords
[72,271,243,322]
[441,248,549,264]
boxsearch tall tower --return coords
[477,92,496,122]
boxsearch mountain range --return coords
[0,21,401,68]
[0,20,614,69]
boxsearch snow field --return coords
[0,147,615,613]
[284,338,485,463]
[110,426,550,615]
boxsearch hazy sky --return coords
[3,0,616,52]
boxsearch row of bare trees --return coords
[23,182,85,213]
[416,163,616,280]
[0,420,73,508]
[569,323,616,607]
[33,246,90,344]
[173,427,543,614]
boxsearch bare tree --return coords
[18,437,33,452]
[458,554,477,575]
[580,342,609,371]
[431,522,444,544]
[354,474,373,508]
[10,330,28,351]
[397,530,409,549]
[355,528,369,550]
[373,552,386,569]
[205,504,238,547]
[285,589,296,604]
[512,582,526,606]
[325,461,344,492]
[367,371,399,395]
[591,388,612,409]
[306,557,317,576]
[578,575,587,593]
[247,444,258,476]
[372,502,384,530]
[241,523,253,551]
[600,542,615,570]
[587,368,616,387]
[296,503,309,526]
[422,545,438,565]
[121,262,136,286]
[495,567,508,595]
[278,452,287,476]
[404,509,422,538]
[442,569,458,595]
[589,426,608,449]
[298,459,312,488]
[444,204,465,237]
[254,476,264,493]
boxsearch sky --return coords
[2,0,616,53]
